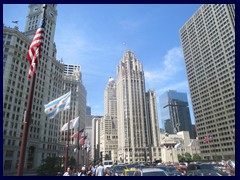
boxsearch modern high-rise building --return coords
[116,51,149,163]
[180,4,235,160]
[86,106,91,115]
[159,90,194,139]
[3,4,87,175]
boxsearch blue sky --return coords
[3,4,202,128]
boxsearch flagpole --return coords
[212,140,217,161]
[76,125,80,170]
[208,138,213,161]
[17,5,47,176]
[65,107,71,171]
[17,73,35,176]
[172,146,174,163]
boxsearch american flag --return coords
[204,135,213,143]
[27,8,46,78]
[79,136,87,145]
[27,27,44,78]
[71,128,85,139]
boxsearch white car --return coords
[103,160,113,169]
[133,168,169,176]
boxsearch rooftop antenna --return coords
[123,42,129,52]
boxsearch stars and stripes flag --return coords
[79,136,87,145]
[60,116,79,132]
[44,91,71,119]
[71,128,85,139]
[27,11,46,78]
[204,134,213,143]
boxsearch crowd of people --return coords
[58,159,235,176]
[61,162,107,176]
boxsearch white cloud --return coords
[163,47,184,74]
[145,47,184,84]
[156,80,189,95]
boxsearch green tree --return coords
[184,152,192,162]
[177,154,185,162]
[69,156,76,167]
[37,157,63,176]
[192,154,202,161]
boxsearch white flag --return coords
[188,139,197,147]
[174,143,182,149]
[44,91,71,119]
[87,144,91,152]
[60,116,79,131]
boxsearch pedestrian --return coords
[96,162,104,176]
[86,165,93,176]
[56,172,62,176]
[79,166,88,176]
[63,166,74,176]
[91,164,97,176]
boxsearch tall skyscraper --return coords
[159,90,194,139]
[116,51,149,163]
[180,4,235,160]
[91,116,103,162]
[146,90,161,162]
[100,77,118,162]
[104,77,117,118]
[3,4,62,175]
[60,65,87,155]
[86,106,91,115]
[3,4,87,175]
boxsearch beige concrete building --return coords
[91,116,103,162]
[116,51,149,164]
[100,78,118,163]
[3,4,87,175]
[146,90,161,163]
[160,131,200,163]
[60,65,87,165]
[180,4,235,161]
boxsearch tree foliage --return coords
[37,157,64,176]
[177,154,185,162]
[184,152,192,162]
[192,154,202,161]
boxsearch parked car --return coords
[157,166,182,176]
[187,163,228,176]
[133,168,168,176]
[186,169,224,176]
[175,162,187,173]
[112,164,127,176]
[103,160,113,169]
[123,168,137,176]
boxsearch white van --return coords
[103,160,113,169]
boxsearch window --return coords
[4,48,9,52]
[4,160,12,170]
